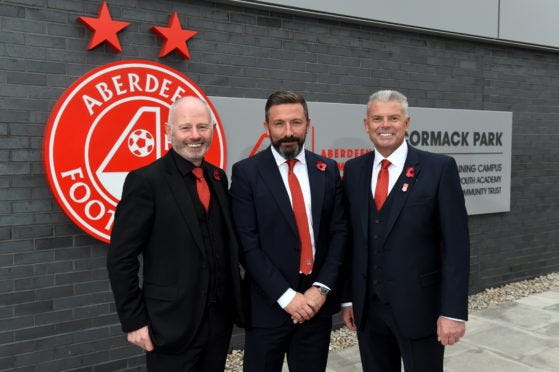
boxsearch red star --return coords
[151,12,197,59]
[77,2,130,53]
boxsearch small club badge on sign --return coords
[43,60,227,243]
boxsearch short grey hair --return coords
[367,90,408,116]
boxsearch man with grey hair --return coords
[107,96,244,371]
[341,90,470,371]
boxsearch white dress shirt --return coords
[270,146,329,308]
[271,146,316,255]
[370,141,408,198]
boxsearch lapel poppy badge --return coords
[213,169,221,181]
[316,161,327,172]
[405,166,415,178]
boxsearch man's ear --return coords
[165,122,173,136]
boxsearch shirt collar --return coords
[171,148,202,176]
[375,141,408,169]
[270,145,307,167]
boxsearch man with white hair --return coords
[342,90,470,371]
[108,96,244,371]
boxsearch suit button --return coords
[375,219,381,224]
[373,280,378,284]
[373,234,379,239]
[373,265,379,270]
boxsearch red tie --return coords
[192,167,210,212]
[374,159,391,211]
[287,159,314,275]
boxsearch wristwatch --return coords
[313,285,330,296]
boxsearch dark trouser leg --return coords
[243,325,291,372]
[358,296,444,372]
[196,303,233,372]
[357,297,401,372]
[399,333,444,372]
[286,316,332,372]
[146,303,233,372]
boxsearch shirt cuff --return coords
[341,302,352,307]
[312,282,331,291]
[277,288,296,309]
[441,315,466,322]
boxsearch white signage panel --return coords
[211,96,512,215]
[408,108,512,215]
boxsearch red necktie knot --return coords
[287,158,297,173]
[192,167,210,212]
[381,159,391,170]
[192,167,203,179]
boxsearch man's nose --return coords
[190,127,202,139]
[285,123,294,137]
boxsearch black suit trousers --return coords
[243,274,332,372]
[146,303,233,372]
[244,316,332,372]
[357,296,444,372]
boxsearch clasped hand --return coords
[284,286,327,324]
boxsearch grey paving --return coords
[322,288,559,371]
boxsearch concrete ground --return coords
[317,287,559,371]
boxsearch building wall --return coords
[1,0,558,370]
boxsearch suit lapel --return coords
[383,146,421,243]
[207,165,234,235]
[208,165,241,261]
[207,167,227,217]
[359,152,375,241]
[163,153,206,256]
[305,151,324,242]
[257,148,298,236]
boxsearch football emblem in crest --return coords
[43,60,226,243]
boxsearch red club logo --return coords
[43,60,226,243]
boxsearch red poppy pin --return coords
[405,166,415,178]
[316,161,327,172]
[213,169,221,181]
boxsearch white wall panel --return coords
[247,0,498,37]
[218,0,559,49]
[499,0,559,48]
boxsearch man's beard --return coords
[271,135,305,160]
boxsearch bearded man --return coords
[230,90,347,372]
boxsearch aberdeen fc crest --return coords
[43,60,226,243]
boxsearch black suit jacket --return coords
[107,151,244,353]
[343,145,470,338]
[230,148,347,328]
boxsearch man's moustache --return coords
[278,136,299,144]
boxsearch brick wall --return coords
[1,0,558,370]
